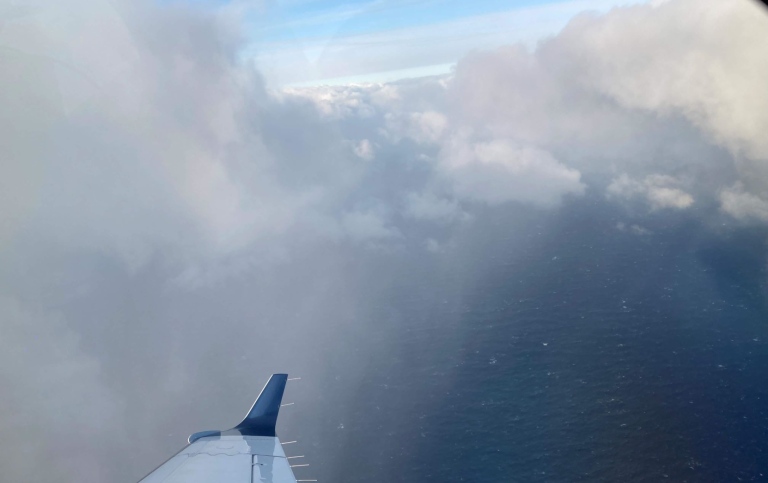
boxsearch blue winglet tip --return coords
[187,373,289,444]
[232,373,288,437]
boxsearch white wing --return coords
[139,374,304,483]
[140,435,296,483]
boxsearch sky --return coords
[244,0,654,85]
[1,0,768,481]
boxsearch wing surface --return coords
[139,374,300,483]
[140,435,295,483]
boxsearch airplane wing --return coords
[139,374,308,483]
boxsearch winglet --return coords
[232,373,288,437]
[188,373,289,444]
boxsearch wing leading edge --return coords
[139,374,300,483]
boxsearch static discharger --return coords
[283,378,312,477]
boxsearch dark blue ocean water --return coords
[287,197,768,483]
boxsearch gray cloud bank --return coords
[1,0,767,481]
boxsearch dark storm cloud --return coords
[1,0,767,481]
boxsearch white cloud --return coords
[646,186,695,211]
[0,0,378,270]
[720,184,768,223]
[606,174,646,199]
[616,222,652,235]
[280,84,379,119]
[405,193,466,223]
[440,138,585,207]
[442,0,768,221]
[341,209,401,242]
[4,0,762,270]
[384,110,448,144]
[607,174,694,210]
[0,297,121,482]
[353,139,375,161]
[547,0,768,161]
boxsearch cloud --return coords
[404,192,466,223]
[0,0,377,271]
[440,138,585,207]
[547,0,768,162]
[353,139,375,161]
[720,183,768,223]
[0,297,121,482]
[341,209,401,242]
[280,84,379,119]
[278,0,767,223]
[384,110,448,144]
[607,174,694,210]
[0,0,261,266]
[286,79,587,210]
[2,0,760,269]
[616,222,652,236]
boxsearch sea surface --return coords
[279,198,768,483]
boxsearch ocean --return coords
[283,196,768,482]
